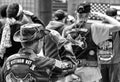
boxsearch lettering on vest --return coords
[6,58,35,70]
[98,33,113,64]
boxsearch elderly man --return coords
[0,23,76,82]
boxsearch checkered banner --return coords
[89,3,110,20]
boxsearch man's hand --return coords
[6,18,16,25]
[55,60,73,69]
[91,12,106,18]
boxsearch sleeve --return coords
[62,23,76,38]
[91,23,110,45]
[49,29,67,49]
[35,57,55,69]
[31,15,45,27]
[23,10,45,27]
[59,43,77,64]
[49,29,77,66]
[34,57,63,74]
[44,30,77,74]
[0,62,7,82]
[36,56,73,68]
[59,45,77,76]
[0,21,3,41]
[35,56,75,74]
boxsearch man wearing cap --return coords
[102,8,120,82]
[0,23,76,82]
[97,8,118,82]
[62,1,120,82]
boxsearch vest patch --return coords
[98,33,113,64]
[6,58,34,70]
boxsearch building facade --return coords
[0,0,67,25]
[67,0,120,15]
[68,0,120,19]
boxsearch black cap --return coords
[106,8,117,16]
[77,2,91,14]
[7,3,23,18]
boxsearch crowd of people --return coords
[0,1,120,82]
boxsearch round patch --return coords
[89,50,95,55]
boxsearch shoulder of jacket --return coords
[6,54,20,61]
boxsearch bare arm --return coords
[103,15,120,32]
[92,12,120,32]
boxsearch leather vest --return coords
[69,23,98,61]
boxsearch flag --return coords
[89,3,110,20]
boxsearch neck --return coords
[23,47,37,54]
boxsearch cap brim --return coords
[13,29,50,42]
[13,30,33,42]
[14,30,37,42]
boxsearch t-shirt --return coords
[65,22,111,62]
[91,23,113,64]
[112,31,120,64]
[91,23,110,45]
[97,33,113,64]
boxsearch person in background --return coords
[44,9,69,60]
[46,9,67,34]
[0,23,76,82]
[63,1,120,82]
[44,9,77,82]
[98,8,118,82]
[105,8,120,82]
